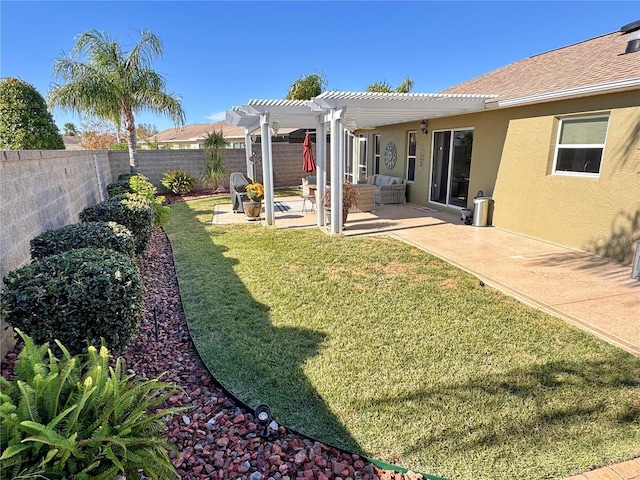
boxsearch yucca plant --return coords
[0,329,185,479]
[201,130,228,190]
[161,169,196,194]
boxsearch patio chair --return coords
[230,172,251,213]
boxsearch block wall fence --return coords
[0,143,328,354]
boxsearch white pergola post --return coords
[260,113,275,226]
[329,109,345,234]
[244,128,254,180]
[315,117,327,227]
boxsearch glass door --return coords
[430,129,473,208]
[357,136,368,182]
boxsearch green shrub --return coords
[162,169,197,194]
[107,173,169,226]
[117,172,137,182]
[0,77,64,150]
[1,248,144,355]
[106,179,132,197]
[30,221,136,259]
[80,193,154,254]
[0,329,183,480]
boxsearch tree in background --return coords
[201,130,228,191]
[63,122,79,136]
[49,29,185,170]
[136,123,158,142]
[0,77,64,150]
[286,73,327,100]
[366,76,414,93]
[136,123,159,149]
[80,116,118,149]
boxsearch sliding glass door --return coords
[430,129,473,208]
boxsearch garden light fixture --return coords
[420,119,428,135]
[255,404,277,439]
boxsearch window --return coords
[553,115,608,175]
[407,131,417,181]
[374,134,380,174]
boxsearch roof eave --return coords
[496,78,640,108]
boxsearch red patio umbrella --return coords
[302,132,316,172]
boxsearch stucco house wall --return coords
[491,91,640,263]
[360,90,639,264]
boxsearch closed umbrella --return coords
[302,132,316,172]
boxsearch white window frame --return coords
[406,131,417,182]
[552,114,609,177]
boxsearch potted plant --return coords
[322,183,360,226]
[243,181,264,220]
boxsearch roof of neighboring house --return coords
[155,120,297,143]
[62,135,82,150]
[154,121,246,143]
[441,27,640,106]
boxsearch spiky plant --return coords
[0,329,186,479]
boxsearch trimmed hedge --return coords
[30,221,136,259]
[106,173,169,226]
[0,248,144,355]
[80,193,154,254]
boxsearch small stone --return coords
[182,415,191,425]
[250,472,264,480]
[294,451,308,465]
[216,437,230,448]
[332,461,347,476]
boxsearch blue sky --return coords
[1,1,637,133]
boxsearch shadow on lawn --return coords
[369,354,640,463]
[165,200,362,453]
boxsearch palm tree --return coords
[286,73,327,100]
[48,29,185,170]
[366,76,414,93]
[63,122,78,136]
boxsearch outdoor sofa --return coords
[367,174,407,205]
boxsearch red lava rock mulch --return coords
[1,228,427,480]
[163,189,228,204]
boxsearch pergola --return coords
[225,91,495,234]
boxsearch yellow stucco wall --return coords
[359,91,640,263]
[492,92,640,263]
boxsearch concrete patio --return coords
[212,196,640,357]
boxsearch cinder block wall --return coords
[0,142,330,354]
[109,143,329,191]
[0,150,113,355]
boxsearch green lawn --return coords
[164,197,640,480]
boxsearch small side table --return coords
[302,195,316,213]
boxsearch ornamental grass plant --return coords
[164,197,640,480]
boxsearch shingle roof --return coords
[154,121,246,143]
[440,29,640,105]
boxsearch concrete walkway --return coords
[212,197,640,479]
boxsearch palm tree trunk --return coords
[124,108,138,171]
